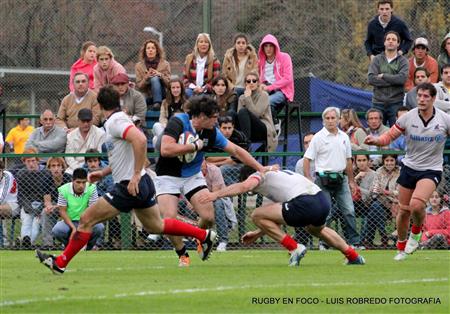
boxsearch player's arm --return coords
[364,124,403,146]
[224,141,264,172]
[199,176,260,204]
[160,135,198,157]
[124,126,147,177]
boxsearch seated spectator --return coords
[404,67,430,109]
[222,33,258,98]
[135,39,171,110]
[25,109,67,156]
[365,108,389,167]
[41,157,72,250]
[65,108,106,175]
[152,78,188,148]
[257,34,294,127]
[420,190,450,249]
[404,37,438,91]
[339,108,369,151]
[183,33,221,98]
[212,76,237,119]
[52,168,103,250]
[362,154,400,248]
[69,41,97,92]
[237,71,278,152]
[295,132,315,179]
[437,32,450,74]
[93,46,126,94]
[0,160,19,219]
[434,64,450,114]
[110,73,146,122]
[56,72,101,130]
[0,132,4,153]
[389,107,409,164]
[83,149,113,197]
[5,117,34,154]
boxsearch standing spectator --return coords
[353,155,376,225]
[0,160,18,248]
[183,33,221,97]
[237,71,278,152]
[365,109,390,167]
[56,72,101,130]
[222,34,258,97]
[212,76,237,119]
[437,32,450,74]
[434,64,450,114]
[135,39,171,110]
[52,168,103,250]
[257,34,294,127]
[339,109,369,151]
[25,109,67,155]
[364,0,412,60]
[404,37,438,91]
[93,46,126,94]
[69,41,97,92]
[65,108,106,175]
[404,67,430,109]
[420,191,450,249]
[368,31,409,127]
[5,117,34,154]
[303,107,360,247]
[111,73,146,122]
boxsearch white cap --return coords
[414,37,429,49]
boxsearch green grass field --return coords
[0,250,448,313]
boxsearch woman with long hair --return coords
[135,39,171,110]
[339,108,368,151]
[183,33,221,98]
[69,41,97,92]
[211,76,237,119]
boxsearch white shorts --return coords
[154,172,207,199]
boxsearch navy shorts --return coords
[281,191,330,227]
[397,165,442,190]
[104,174,157,212]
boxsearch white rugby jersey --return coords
[250,170,321,203]
[0,170,18,204]
[395,108,450,171]
[103,111,146,183]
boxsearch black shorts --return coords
[397,165,442,190]
[103,174,157,212]
[281,191,330,227]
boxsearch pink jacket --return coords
[69,58,97,92]
[93,59,126,93]
[421,208,450,245]
[258,34,294,102]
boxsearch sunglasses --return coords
[246,79,258,83]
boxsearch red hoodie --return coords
[421,208,450,244]
[69,58,97,92]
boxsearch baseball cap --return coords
[78,108,93,121]
[414,37,429,50]
[111,73,129,85]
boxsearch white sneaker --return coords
[319,244,328,251]
[216,242,227,252]
[147,234,160,241]
[405,232,421,254]
[393,251,407,261]
[288,244,307,267]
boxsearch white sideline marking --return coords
[1,277,447,307]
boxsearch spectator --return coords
[0,160,19,219]
[152,78,188,148]
[56,72,101,130]
[0,132,4,153]
[257,34,294,127]
[368,31,409,127]
[364,0,412,60]
[420,191,450,249]
[404,37,438,91]
[437,32,450,75]
[5,117,34,154]
[25,109,67,156]
[434,64,450,114]
[52,168,103,250]
[183,33,221,98]
[41,157,72,250]
[303,107,361,247]
[404,67,430,109]
[201,161,236,252]
[65,108,106,175]
[93,46,126,94]
[389,107,409,164]
[363,154,400,248]
[237,71,278,152]
[295,132,315,179]
[222,33,258,97]
[135,39,171,110]
[69,41,97,92]
[339,108,369,151]
[212,76,237,119]
[365,108,389,167]
[111,73,146,122]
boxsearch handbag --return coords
[317,171,344,188]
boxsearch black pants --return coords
[237,108,267,142]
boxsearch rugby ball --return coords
[178,131,198,163]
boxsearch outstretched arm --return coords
[364,124,403,146]
[199,176,260,203]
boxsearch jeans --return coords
[214,198,229,243]
[269,90,287,119]
[220,164,242,186]
[362,200,387,243]
[52,220,104,249]
[20,208,41,243]
[315,176,360,245]
[372,101,404,127]
[148,76,165,104]
[40,210,59,247]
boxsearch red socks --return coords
[55,231,91,268]
[343,246,358,262]
[280,235,298,251]
[163,218,207,242]
[397,240,407,251]
[411,224,422,235]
